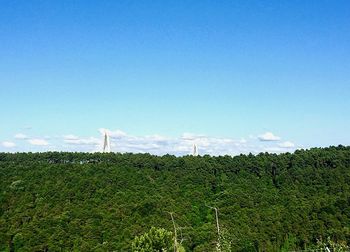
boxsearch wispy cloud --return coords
[181,133,207,141]
[278,141,295,148]
[14,133,29,140]
[63,134,79,141]
[98,128,127,138]
[93,129,253,156]
[28,139,49,146]
[2,141,16,148]
[64,136,100,146]
[258,132,281,141]
[2,128,298,155]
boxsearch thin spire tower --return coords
[103,131,111,153]
[192,143,199,156]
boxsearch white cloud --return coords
[239,138,247,144]
[181,133,206,141]
[5,128,297,155]
[145,134,169,142]
[93,129,253,156]
[2,141,16,148]
[258,132,281,141]
[63,134,79,140]
[278,141,295,148]
[14,133,29,140]
[99,128,127,138]
[263,147,286,153]
[28,139,49,146]
[64,136,100,146]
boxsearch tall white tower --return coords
[103,131,111,153]
[192,143,199,156]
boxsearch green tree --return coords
[132,227,174,252]
[313,237,349,252]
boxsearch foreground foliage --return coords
[1,146,350,251]
[132,227,173,252]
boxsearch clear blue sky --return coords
[1,0,349,154]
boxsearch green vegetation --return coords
[132,226,173,251]
[1,146,350,251]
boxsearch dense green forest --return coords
[1,146,350,251]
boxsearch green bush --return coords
[132,227,174,252]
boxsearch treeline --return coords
[1,146,350,251]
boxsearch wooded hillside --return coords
[1,146,349,251]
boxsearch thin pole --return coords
[214,207,220,236]
[206,204,221,250]
[170,212,177,252]
[206,205,220,236]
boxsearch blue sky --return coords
[1,0,349,154]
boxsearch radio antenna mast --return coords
[103,131,111,153]
[192,143,198,156]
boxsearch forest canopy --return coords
[1,146,350,251]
